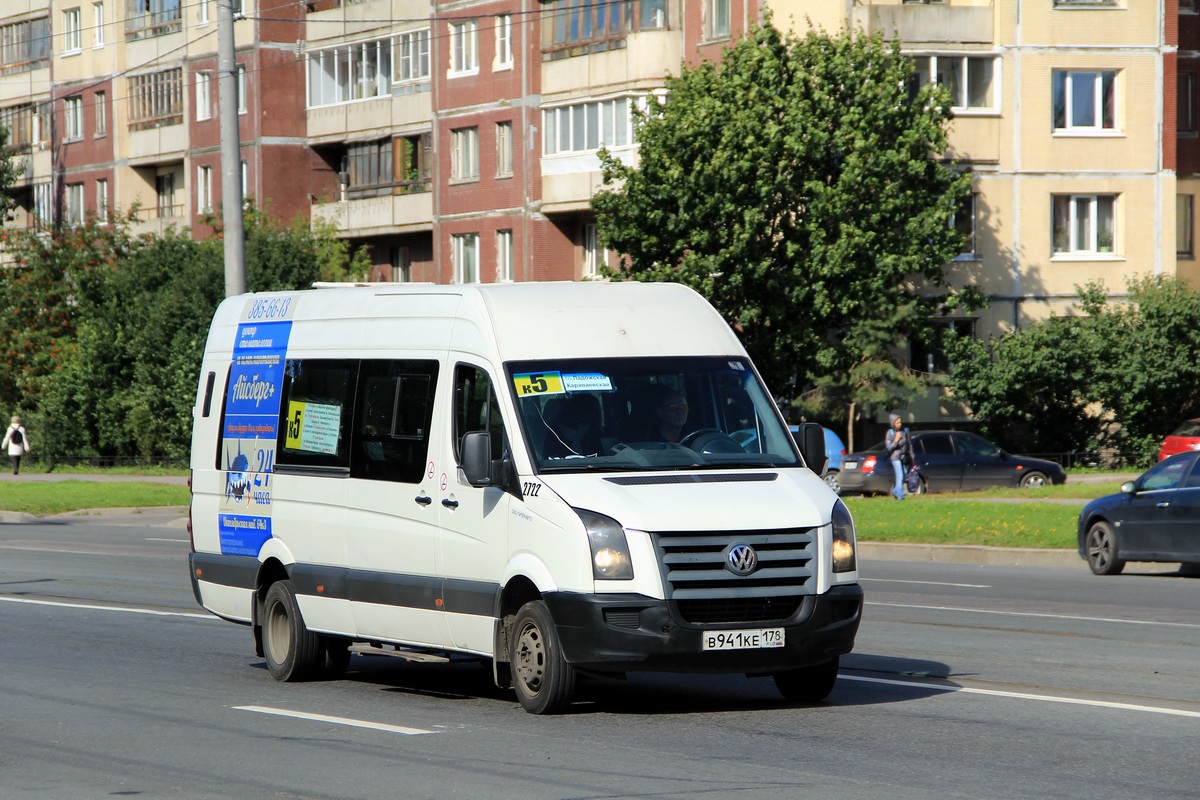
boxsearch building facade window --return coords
[496,121,513,177]
[954,193,977,258]
[1053,70,1116,132]
[583,223,606,277]
[195,71,211,120]
[544,98,630,155]
[497,230,513,282]
[0,17,51,75]
[497,14,512,68]
[93,3,105,47]
[393,29,430,82]
[1180,73,1196,135]
[391,246,411,282]
[544,0,667,54]
[64,96,84,141]
[308,38,392,107]
[129,68,183,130]
[94,91,107,136]
[450,20,478,75]
[96,178,108,218]
[198,165,213,212]
[1054,0,1118,6]
[236,64,247,114]
[451,127,479,181]
[0,103,50,150]
[63,8,82,52]
[66,183,85,225]
[910,319,974,375]
[342,139,392,196]
[198,0,210,24]
[910,55,998,112]
[453,233,480,283]
[396,132,432,193]
[1178,195,1194,259]
[33,183,52,226]
[126,0,182,40]
[1052,194,1115,255]
[705,0,730,40]
[156,172,177,218]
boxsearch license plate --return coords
[702,628,785,651]
[844,461,858,471]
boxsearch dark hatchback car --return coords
[1078,450,1200,575]
[838,430,1067,496]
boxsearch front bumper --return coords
[543,585,863,674]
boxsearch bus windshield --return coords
[506,356,801,472]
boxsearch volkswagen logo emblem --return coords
[725,544,758,576]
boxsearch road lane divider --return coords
[234,705,439,735]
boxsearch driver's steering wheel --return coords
[678,428,742,454]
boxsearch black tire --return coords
[1085,520,1126,575]
[262,580,322,681]
[510,600,576,714]
[1020,471,1049,488]
[773,656,840,704]
[321,637,352,678]
[822,470,841,495]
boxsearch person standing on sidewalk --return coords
[2,416,30,475]
[885,413,909,499]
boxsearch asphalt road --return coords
[1,513,1197,799]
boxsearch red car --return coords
[1158,419,1200,461]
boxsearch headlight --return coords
[831,499,857,573]
[576,509,634,580]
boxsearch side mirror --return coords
[462,431,492,487]
[795,423,827,476]
[1120,480,1136,494]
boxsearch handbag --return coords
[905,465,921,494]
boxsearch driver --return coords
[650,389,689,442]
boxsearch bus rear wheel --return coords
[263,580,322,682]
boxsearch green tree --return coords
[1080,276,1200,463]
[945,316,1103,456]
[0,124,21,223]
[0,210,142,416]
[593,19,976,413]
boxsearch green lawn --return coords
[0,481,189,516]
[0,475,1124,549]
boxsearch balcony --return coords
[852,1,994,44]
[311,190,432,236]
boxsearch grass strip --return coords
[843,496,1081,549]
[0,481,189,516]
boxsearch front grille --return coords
[653,527,816,625]
[676,597,803,625]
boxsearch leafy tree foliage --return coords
[1079,277,1200,463]
[947,277,1200,465]
[0,124,21,223]
[2,207,369,462]
[594,19,976,416]
[945,317,1102,456]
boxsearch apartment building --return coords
[1,0,313,240]
[2,0,1195,390]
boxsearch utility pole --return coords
[217,0,245,296]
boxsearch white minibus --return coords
[188,282,862,713]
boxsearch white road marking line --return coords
[146,537,189,543]
[864,578,991,588]
[234,705,439,735]
[841,675,1200,719]
[869,601,1200,629]
[0,595,213,619]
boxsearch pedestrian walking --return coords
[885,413,909,499]
[2,415,30,475]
